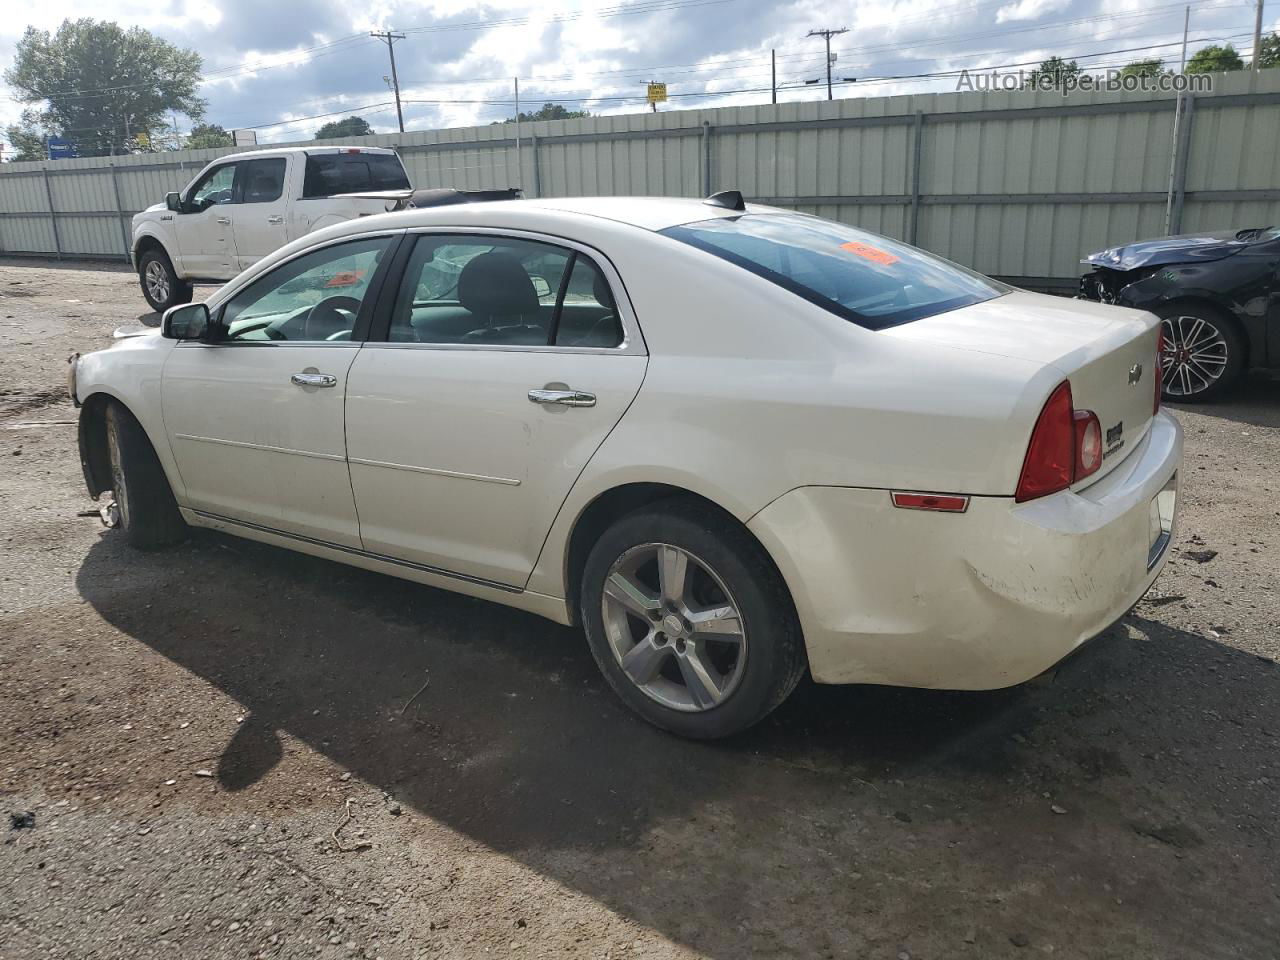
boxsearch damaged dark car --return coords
[1079,226,1280,401]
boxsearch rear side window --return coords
[302,153,410,198]
[238,158,286,203]
[661,213,1008,329]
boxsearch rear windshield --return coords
[302,152,410,198]
[661,213,1008,329]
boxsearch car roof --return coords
[390,196,777,233]
[219,145,400,162]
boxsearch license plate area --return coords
[1146,471,1177,570]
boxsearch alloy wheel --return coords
[600,543,747,712]
[145,260,170,304]
[106,415,131,529]
[1160,314,1229,398]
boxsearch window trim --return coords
[365,226,645,356]
[179,232,407,348]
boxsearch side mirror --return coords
[161,302,211,341]
[165,191,183,213]
[530,275,552,299]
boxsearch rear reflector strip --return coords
[891,492,970,513]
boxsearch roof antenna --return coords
[704,190,746,211]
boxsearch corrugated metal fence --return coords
[2,69,1278,285]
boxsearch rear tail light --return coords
[1154,327,1164,414]
[1015,380,1103,502]
[1074,410,1102,480]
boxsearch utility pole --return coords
[514,77,521,189]
[371,30,406,132]
[771,49,777,104]
[807,27,848,100]
[1166,5,1192,234]
[1253,0,1266,71]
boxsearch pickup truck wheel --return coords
[105,401,187,549]
[138,249,193,313]
[580,500,806,739]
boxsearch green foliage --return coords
[506,102,591,123]
[3,18,205,158]
[4,114,47,161]
[1118,58,1167,79]
[187,123,233,149]
[1255,32,1280,69]
[314,116,374,140]
[1186,44,1245,74]
[1024,56,1081,89]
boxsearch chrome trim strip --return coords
[191,509,521,593]
[174,433,345,462]
[348,456,521,486]
[1147,530,1172,572]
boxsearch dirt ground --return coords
[1,257,1278,960]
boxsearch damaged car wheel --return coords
[1156,304,1245,402]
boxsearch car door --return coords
[161,233,400,547]
[345,231,647,588]
[174,161,240,278]
[231,157,291,270]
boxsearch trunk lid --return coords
[884,290,1160,487]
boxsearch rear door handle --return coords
[215,216,231,225]
[528,388,596,407]
[291,373,337,388]
[267,215,284,224]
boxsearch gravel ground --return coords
[1,258,1278,960]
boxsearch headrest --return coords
[592,270,615,310]
[458,252,540,317]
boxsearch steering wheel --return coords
[302,296,361,341]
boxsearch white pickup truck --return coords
[130,146,410,311]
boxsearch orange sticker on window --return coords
[324,269,366,288]
[839,241,899,265]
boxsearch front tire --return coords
[1157,303,1245,402]
[105,401,187,549]
[580,499,806,739]
[138,248,193,313]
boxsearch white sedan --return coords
[69,192,1182,739]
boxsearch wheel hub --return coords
[601,542,748,712]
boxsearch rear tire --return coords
[138,248,193,313]
[580,499,806,739]
[1156,303,1245,403]
[105,401,187,549]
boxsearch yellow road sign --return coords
[646,82,668,104]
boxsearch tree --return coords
[1254,32,1280,69]
[3,19,204,158]
[1186,44,1245,74]
[314,116,374,140]
[187,123,233,149]
[504,102,590,123]
[3,114,47,161]
[1118,58,1168,79]
[1024,56,1081,89]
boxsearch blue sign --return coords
[47,137,77,160]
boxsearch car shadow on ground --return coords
[73,529,1280,956]
[1171,372,1280,429]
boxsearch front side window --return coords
[385,235,623,348]
[220,237,392,342]
[661,213,1008,329]
[302,153,410,198]
[238,158,286,203]
[189,164,237,209]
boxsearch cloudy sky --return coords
[0,0,1271,149]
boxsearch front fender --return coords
[131,223,179,272]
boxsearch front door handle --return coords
[528,388,596,407]
[216,216,231,225]
[291,372,337,388]
[267,215,284,224]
